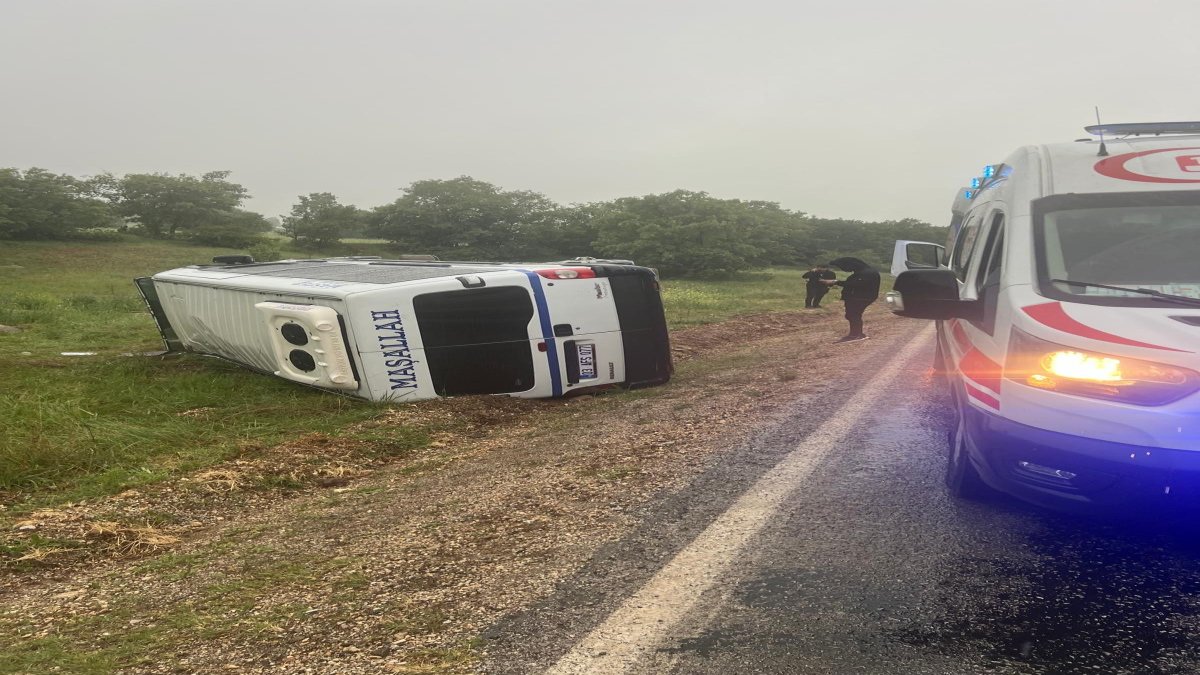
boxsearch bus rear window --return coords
[413,287,536,395]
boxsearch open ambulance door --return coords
[890,240,946,277]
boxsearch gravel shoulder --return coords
[1,305,920,674]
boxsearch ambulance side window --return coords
[950,213,983,281]
[973,212,1006,335]
[975,212,1006,293]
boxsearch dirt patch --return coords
[0,304,918,673]
[670,309,843,362]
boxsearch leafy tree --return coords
[370,176,557,259]
[0,168,116,239]
[188,209,271,248]
[282,192,360,247]
[591,191,803,277]
[107,171,250,238]
[517,203,604,260]
[803,216,947,270]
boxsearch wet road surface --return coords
[484,327,1200,674]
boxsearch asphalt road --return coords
[483,326,1200,674]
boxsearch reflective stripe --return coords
[965,381,1000,410]
[1022,302,1190,353]
[521,271,563,396]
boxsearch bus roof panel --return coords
[219,261,506,285]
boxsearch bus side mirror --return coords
[886,269,983,321]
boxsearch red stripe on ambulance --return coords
[948,319,1002,408]
[959,347,1004,396]
[1022,302,1191,353]
[964,382,1000,410]
[950,320,972,352]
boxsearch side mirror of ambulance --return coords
[886,269,983,322]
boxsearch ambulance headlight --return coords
[1006,329,1200,406]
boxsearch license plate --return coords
[577,343,597,379]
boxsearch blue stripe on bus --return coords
[521,270,562,397]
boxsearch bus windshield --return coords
[1035,194,1200,307]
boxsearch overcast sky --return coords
[4,0,1199,227]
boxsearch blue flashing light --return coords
[983,165,996,179]
[963,189,974,199]
[970,177,982,189]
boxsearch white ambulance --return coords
[136,258,672,402]
[888,122,1200,511]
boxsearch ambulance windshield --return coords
[1038,200,1200,305]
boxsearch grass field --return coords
[663,268,808,328]
[0,240,869,509]
[0,240,389,508]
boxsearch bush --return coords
[248,240,285,262]
[71,228,128,242]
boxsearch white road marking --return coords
[546,328,934,674]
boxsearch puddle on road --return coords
[894,517,1200,674]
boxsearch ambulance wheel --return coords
[945,390,994,501]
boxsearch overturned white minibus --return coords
[135,258,672,401]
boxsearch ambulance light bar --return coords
[960,164,1010,203]
[1085,121,1200,137]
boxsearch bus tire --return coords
[945,388,994,501]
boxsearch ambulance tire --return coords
[945,387,995,501]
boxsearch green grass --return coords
[662,267,897,331]
[0,239,390,506]
[660,267,894,329]
[660,269,801,329]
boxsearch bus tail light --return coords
[1005,328,1199,406]
[537,267,596,280]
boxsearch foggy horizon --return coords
[5,0,1200,227]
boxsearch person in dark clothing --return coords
[801,266,836,308]
[822,257,881,342]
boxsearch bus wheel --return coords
[945,390,993,501]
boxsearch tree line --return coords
[0,168,947,277]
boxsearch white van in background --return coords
[888,122,1200,511]
[136,258,672,402]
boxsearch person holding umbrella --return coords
[822,257,881,343]
[801,265,836,308]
